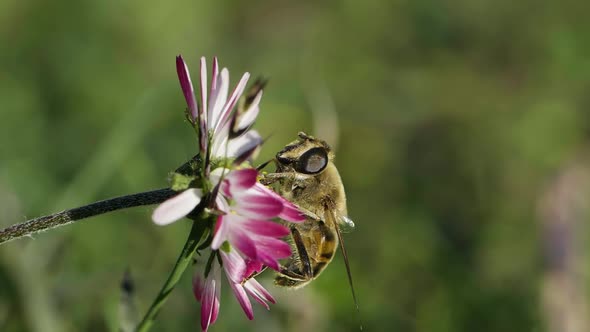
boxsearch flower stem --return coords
[135,220,207,332]
[0,188,176,245]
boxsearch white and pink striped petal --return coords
[254,183,306,222]
[233,191,284,219]
[225,130,263,160]
[196,263,221,332]
[223,168,258,195]
[213,72,250,135]
[152,188,202,226]
[244,278,275,309]
[208,68,229,132]
[176,55,198,121]
[234,90,262,132]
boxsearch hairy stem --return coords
[135,220,207,332]
[0,188,176,245]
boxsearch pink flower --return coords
[193,261,221,332]
[210,168,305,270]
[193,249,276,332]
[153,56,269,226]
[176,55,262,159]
[152,55,307,331]
[152,168,303,329]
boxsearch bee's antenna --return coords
[256,158,275,171]
[335,223,363,331]
[262,133,274,144]
[253,133,278,172]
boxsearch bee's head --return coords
[275,132,333,174]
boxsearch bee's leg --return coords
[246,265,268,280]
[247,259,308,288]
[258,172,312,185]
[275,262,311,287]
[277,268,307,281]
[294,207,322,222]
[258,172,289,185]
[274,227,315,286]
[247,261,307,285]
[275,274,307,287]
[289,226,313,278]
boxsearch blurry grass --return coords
[54,86,168,209]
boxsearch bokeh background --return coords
[1,0,590,331]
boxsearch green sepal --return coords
[209,157,233,171]
[220,241,231,253]
[169,172,196,191]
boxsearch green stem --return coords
[0,189,176,245]
[135,219,207,332]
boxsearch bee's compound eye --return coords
[296,147,328,174]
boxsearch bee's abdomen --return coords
[311,222,337,275]
[274,220,338,288]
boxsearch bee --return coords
[259,132,357,293]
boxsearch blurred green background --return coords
[2,0,590,331]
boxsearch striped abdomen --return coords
[275,218,338,288]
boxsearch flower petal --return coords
[242,219,290,238]
[214,72,250,135]
[244,278,276,308]
[211,215,229,250]
[256,252,281,271]
[235,190,283,218]
[209,57,219,99]
[234,90,262,132]
[212,270,221,325]
[226,130,263,159]
[225,168,258,193]
[254,183,306,222]
[244,259,264,278]
[200,57,208,127]
[279,201,306,222]
[176,55,198,121]
[209,68,229,131]
[210,124,230,158]
[255,237,293,270]
[152,188,202,225]
[230,228,258,260]
[232,135,263,165]
[220,250,247,283]
[210,168,231,190]
[220,251,254,319]
[247,290,269,309]
[200,264,221,332]
[257,237,293,258]
[229,281,254,320]
[193,273,204,302]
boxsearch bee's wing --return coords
[328,210,361,328]
[338,215,355,233]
